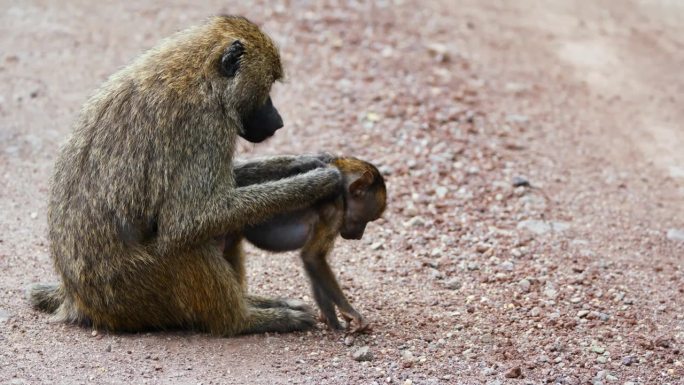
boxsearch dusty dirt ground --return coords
[1,1,683,384]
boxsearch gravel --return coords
[517,220,571,235]
[1,1,683,384]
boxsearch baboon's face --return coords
[239,96,283,143]
[340,171,387,240]
[219,39,284,143]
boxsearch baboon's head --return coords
[130,16,286,143]
[211,16,284,143]
[332,158,387,240]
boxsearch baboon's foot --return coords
[246,295,313,313]
[241,306,316,334]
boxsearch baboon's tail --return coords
[26,283,64,313]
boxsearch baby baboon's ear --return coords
[220,40,244,77]
[349,171,374,197]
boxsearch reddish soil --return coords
[1,1,682,384]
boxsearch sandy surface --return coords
[1,1,682,384]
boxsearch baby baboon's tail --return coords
[26,283,64,313]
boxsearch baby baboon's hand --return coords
[341,309,370,334]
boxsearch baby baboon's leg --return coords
[301,240,369,332]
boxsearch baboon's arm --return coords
[233,154,331,186]
[157,162,341,254]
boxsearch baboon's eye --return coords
[220,40,244,77]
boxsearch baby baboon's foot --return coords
[319,311,344,330]
[243,307,317,334]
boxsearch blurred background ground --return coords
[0,1,683,384]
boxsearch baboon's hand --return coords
[288,155,328,176]
[314,152,335,164]
[300,167,344,193]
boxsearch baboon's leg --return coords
[222,235,247,291]
[174,245,315,336]
[221,236,314,313]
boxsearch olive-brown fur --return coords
[28,16,342,336]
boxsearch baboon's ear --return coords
[349,171,374,197]
[220,40,244,77]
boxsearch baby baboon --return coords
[226,157,387,332]
[28,16,343,336]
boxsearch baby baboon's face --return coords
[340,170,387,240]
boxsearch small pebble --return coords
[621,356,636,366]
[666,228,684,242]
[352,346,373,362]
[528,307,541,317]
[404,217,426,227]
[105,344,112,352]
[591,345,606,354]
[443,278,462,290]
[401,350,415,368]
[481,367,495,376]
[0,309,10,323]
[344,335,355,347]
[475,243,491,253]
[512,176,530,187]
[518,279,531,293]
[500,261,514,271]
[504,366,522,378]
